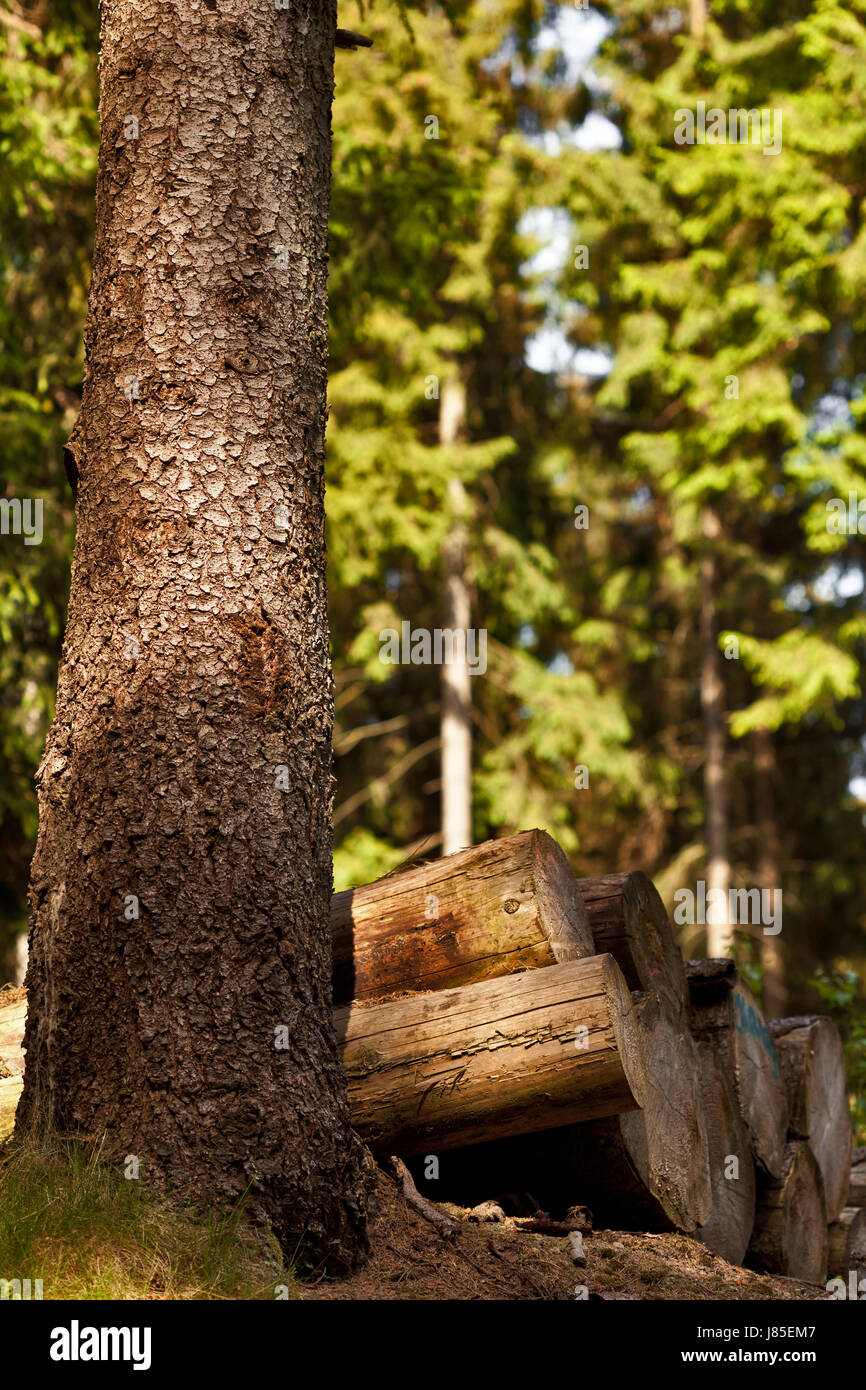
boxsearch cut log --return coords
[609,990,712,1233]
[0,990,26,1143]
[850,1148,866,1209]
[330,830,594,1005]
[746,1139,828,1283]
[691,1040,756,1265]
[684,957,736,995]
[768,1015,852,1221]
[566,990,712,1234]
[456,991,712,1234]
[827,1206,866,1279]
[335,955,647,1155]
[0,1075,21,1144]
[576,872,687,1005]
[0,991,26,1077]
[686,960,788,1178]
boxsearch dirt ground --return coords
[302,1166,828,1301]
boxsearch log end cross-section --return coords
[768,1014,852,1222]
[747,1139,828,1284]
[576,871,687,1006]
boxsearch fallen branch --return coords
[390,1155,459,1242]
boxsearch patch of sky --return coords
[547,650,575,676]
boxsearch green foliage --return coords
[329,1,642,888]
[810,968,866,1142]
[0,3,863,1078]
[0,2,98,969]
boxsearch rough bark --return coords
[692,1039,756,1265]
[335,955,647,1156]
[768,1015,852,1221]
[440,377,473,857]
[753,726,786,1018]
[746,1140,828,1283]
[700,510,731,957]
[576,871,687,1005]
[686,961,788,1179]
[330,829,594,1005]
[827,1206,866,1280]
[15,0,370,1275]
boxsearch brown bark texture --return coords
[16,0,371,1275]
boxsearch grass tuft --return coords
[0,1137,297,1300]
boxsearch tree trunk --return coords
[335,954,647,1155]
[692,1039,756,1265]
[16,0,370,1275]
[576,871,687,1005]
[700,510,731,957]
[768,1015,852,1221]
[439,377,473,856]
[828,1206,866,1280]
[330,829,593,1004]
[747,1140,828,1283]
[686,960,789,1178]
[753,726,786,1017]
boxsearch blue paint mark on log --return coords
[733,990,779,1079]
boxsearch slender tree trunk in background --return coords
[700,509,731,956]
[690,0,707,41]
[17,0,371,1275]
[754,726,786,1017]
[440,377,473,857]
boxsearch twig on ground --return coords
[389,1155,460,1241]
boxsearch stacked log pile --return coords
[0,829,855,1289]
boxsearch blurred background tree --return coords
[1,0,864,1130]
[0,0,97,978]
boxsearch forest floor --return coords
[304,1166,827,1301]
[0,1139,830,1301]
